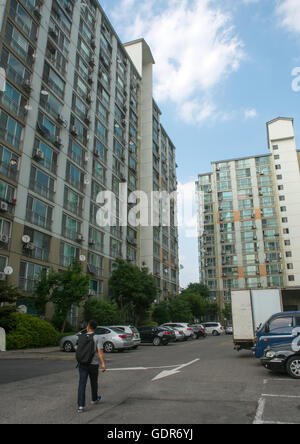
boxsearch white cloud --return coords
[244,108,257,119]
[276,0,300,34]
[111,0,244,125]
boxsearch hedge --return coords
[6,313,60,350]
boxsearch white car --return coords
[160,326,185,342]
[60,326,134,353]
[202,322,224,336]
[109,325,141,349]
[161,323,193,340]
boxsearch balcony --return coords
[25,209,52,231]
[29,180,55,202]
[0,161,19,182]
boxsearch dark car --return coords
[261,347,300,379]
[138,326,175,346]
[189,324,207,339]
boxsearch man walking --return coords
[77,320,106,413]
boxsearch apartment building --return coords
[0,0,179,323]
[196,117,300,309]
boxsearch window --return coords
[287,264,293,270]
[288,275,295,282]
[269,316,293,332]
[280,206,287,212]
[26,196,52,230]
[286,251,292,258]
[282,217,288,223]
[277,175,283,180]
[19,261,48,292]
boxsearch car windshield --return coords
[130,326,139,333]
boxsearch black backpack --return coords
[76,333,96,365]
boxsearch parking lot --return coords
[0,334,299,424]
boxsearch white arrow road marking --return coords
[107,365,179,372]
[152,358,200,381]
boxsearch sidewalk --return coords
[0,347,75,361]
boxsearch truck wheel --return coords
[286,356,300,379]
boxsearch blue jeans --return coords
[78,364,99,407]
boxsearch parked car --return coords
[261,347,300,379]
[160,326,185,342]
[109,325,141,349]
[161,323,193,340]
[190,324,207,339]
[137,326,175,346]
[60,326,134,354]
[202,322,224,336]
[225,325,233,335]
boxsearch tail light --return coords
[187,328,192,331]
[200,329,204,333]
[131,333,134,337]
[118,335,127,339]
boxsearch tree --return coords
[49,260,90,333]
[152,300,170,325]
[0,280,22,331]
[84,298,124,326]
[109,260,157,324]
[181,282,210,299]
[168,295,193,323]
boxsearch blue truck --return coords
[256,311,300,379]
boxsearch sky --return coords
[98,0,300,288]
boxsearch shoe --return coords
[77,407,84,413]
[91,396,102,405]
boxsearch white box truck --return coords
[231,288,283,351]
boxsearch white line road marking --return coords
[253,397,266,425]
[152,358,200,381]
[262,394,300,399]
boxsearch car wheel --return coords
[104,342,115,353]
[286,356,300,379]
[162,341,169,346]
[212,330,219,336]
[192,333,197,340]
[63,341,74,353]
[153,337,161,346]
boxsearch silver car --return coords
[161,323,194,340]
[160,325,185,342]
[60,326,134,353]
[109,325,141,349]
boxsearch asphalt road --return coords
[0,335,299,424]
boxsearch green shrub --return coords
[138,319,158,327]
[6,313,60,350]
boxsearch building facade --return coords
[0,0,179,323]
[196,117,300,308]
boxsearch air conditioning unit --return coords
[25,242,35,251]
[89,58,96,68]
[77,234,84,242]
[33,149,44,161]
[94,149,100,158]
[54,137,63,148]
[22,79,32,92]
[86,94,93,104]
[84,115,91,125]
[0,201,8,212]
[70,126,78,136]
[89,239,96,246]
[88,76,94,85]
[0,234,9,244]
